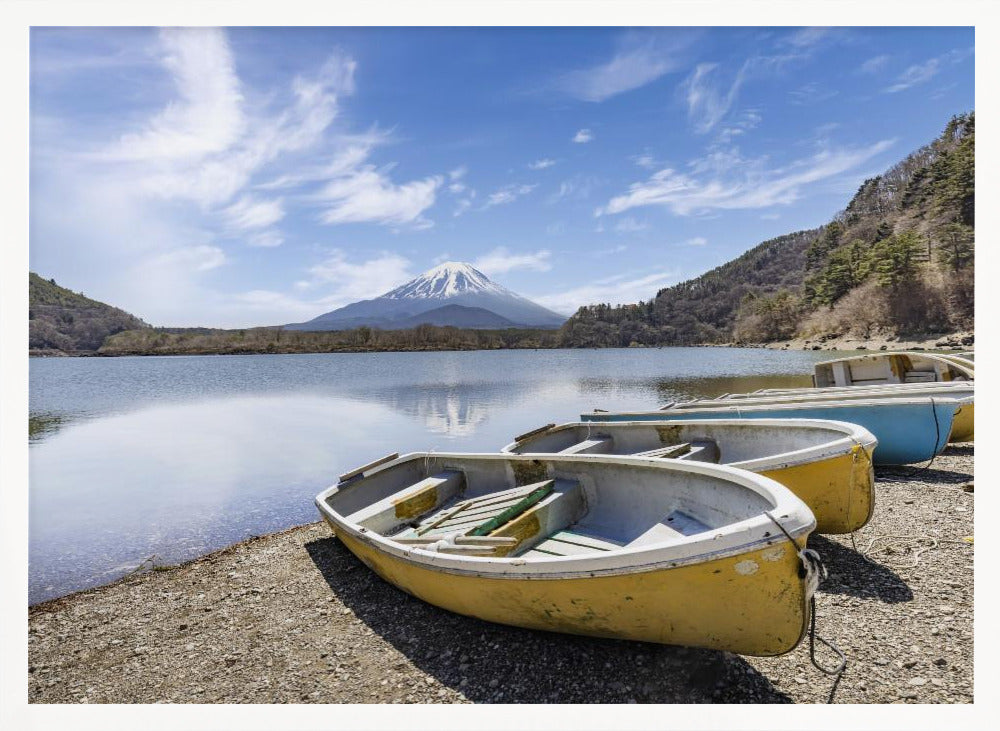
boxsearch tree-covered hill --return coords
[29,273,150,353]
[558,112,975,347]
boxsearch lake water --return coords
[29,347,845,604]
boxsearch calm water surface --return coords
[29,347,846,604]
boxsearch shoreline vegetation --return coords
[29,325,973,358]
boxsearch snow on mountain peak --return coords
[383,261,508,300]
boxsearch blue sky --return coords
[30,26,974,327]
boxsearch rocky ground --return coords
[28,447,973,704]
[757,332,974,352]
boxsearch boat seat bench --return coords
[634,440,720,464]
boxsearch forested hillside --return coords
[29,274,149,353]
[558,113,975,347]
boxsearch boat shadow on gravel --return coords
[305,536,793,704]
[807,535,913,604]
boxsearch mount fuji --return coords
[286,262,566,331]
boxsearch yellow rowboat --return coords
[502,418,876,535]
[812,351,972,388]
[316,452,818,655]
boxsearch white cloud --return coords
[448,182,467,193]
[547,174,601,204]
[614,217,649,233]
[632,154,658,169]
[108,28,245,162]
[788,82,838,106]
[859,54,889,75]
[482,183,536,209]
[682,62,748,134]
[314,168,443,227]
[222,195,285,230]
[247,230,285,248]
[531,270,680,315]
[783,27,831,49]
[473,247,552,275]
[109,33,357,209]
[886,58,940,93]
[449,166,467,181]
[885,47,972,93]
[573,128,594,143]
[152,245,226,272]
[528,158,557,170]
[303,250,414,304]
[679,236,707,246]
[453,198,473,217]
[559,42,679,102]
[598,139,895,217]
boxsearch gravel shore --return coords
[28,446,973,704]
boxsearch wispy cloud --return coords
[858,54,889,75]
[152,244,227,273]
[301,250,414,304]
[528,158,556,170]
[247,230,285,248]
[682,62,748,134]
[885,47,972,93]
[313,168,443,227]
[106,28,245,162]
[482,183,536,209]
[473,247,552,275]
[788,81,838,106]
[782,27,832,49]
[547,174,601,204]
[614,217,649,233]
[678,236,707,246]
[597,139,895,217]
[886,58,941,93]
[558,36,684,102]
[531,270,680,314]
[222,195,285,231]
[573,128,594,144]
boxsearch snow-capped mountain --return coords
[286,262,566,331]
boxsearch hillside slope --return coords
[558,112,974,347]
[29,273,149,353]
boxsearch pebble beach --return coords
[27,446,973,704]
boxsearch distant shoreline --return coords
[30,333,973,359]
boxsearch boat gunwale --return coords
[678,384,974,409]
[315,452,815,579]
[582,395,968,421]
[500,418,878,473]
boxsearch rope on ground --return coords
[861,534,971,569]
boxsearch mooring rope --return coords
[765,512,847,700]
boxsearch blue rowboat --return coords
[582,397,969,466]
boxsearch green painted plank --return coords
[468,480,554,537]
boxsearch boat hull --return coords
[949,401,974,442]
[584,400,963,465]
[760,445,874,534]
[329,520,810,656]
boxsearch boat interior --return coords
[323,455,775,560]
[506,421,842,465]
[813,353,972,388]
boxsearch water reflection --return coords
[30,348,842,604]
